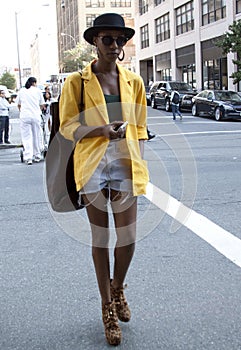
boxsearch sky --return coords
[0,0,56,69]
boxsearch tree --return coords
[216,20,241,85]
[0,71,16,90]
[62,42,96,72]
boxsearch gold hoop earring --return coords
[118,49,125,62]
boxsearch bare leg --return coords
[82,188,111,305]
[110,190,137,289]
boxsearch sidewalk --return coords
[0,118,22,150]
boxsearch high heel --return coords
[110,280,131,322]
[102,301,122,346]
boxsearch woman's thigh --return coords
[82,188,138,247]
[82,188,110,248]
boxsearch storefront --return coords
[155,51,171,81]
[176,44,196,87]
[139,59,153,86]
[201,38,227,90]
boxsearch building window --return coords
[154,0,165,5]
[140,24,149,49]
[86,14,98,28]
[155,52,172,79]
[111,0,131,6]
[182,64,196,88]
[139,0,148,15]
[202,0,226,26]
[85,0,105,7]
[176,1,194,35]
[155,13,170,43]
[202,58,227,90]
[237,0,241,13]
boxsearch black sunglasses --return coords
[98,36,128,47]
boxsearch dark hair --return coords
[43,91,52,101]
[25,77,37,89]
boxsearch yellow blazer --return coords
[59,60,149,196]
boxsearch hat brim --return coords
[83,26,135,45]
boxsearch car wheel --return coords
[165,99,170,112]
[151,96,157,109]
[214,107,222,121]
[192,103,199,116]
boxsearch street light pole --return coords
[15,12,22,89]
[60,32,77,46]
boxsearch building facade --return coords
[27,2,59,86]
[135,0,241,91]
[56,0,136,72]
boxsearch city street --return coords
[1,109,241,349]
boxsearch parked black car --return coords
[149,81,197,111]
[192,90,241,121]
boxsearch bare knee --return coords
[115,225,136,247]
[91,225,110,248]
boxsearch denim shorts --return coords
[79,139,132,195]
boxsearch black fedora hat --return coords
[83,13,135,45]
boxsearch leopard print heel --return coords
[102,301,122,346]
[110,281,131,323]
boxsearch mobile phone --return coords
[118,121,128,131]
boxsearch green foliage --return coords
[62,42,96,72]
[0,72,16,90]
[216,20,241,84]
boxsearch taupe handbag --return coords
[45,74,84,212]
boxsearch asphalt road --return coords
[1,109,241,349]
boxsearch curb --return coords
[0,144,23,150]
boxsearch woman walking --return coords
[59,13,149,346]
[16,77,45,164]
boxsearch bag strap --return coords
[79,72,84,111]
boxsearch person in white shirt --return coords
[0,90,11,144]
[16,77,45,165]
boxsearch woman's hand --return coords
[103,121,126,140]
[74,121,127,142]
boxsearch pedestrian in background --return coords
[0,89,11,144]
[43,85,51,100]
[16,77,45,165]
[43,90,53,134]
[171,90,182,120]
[59,13,149,346]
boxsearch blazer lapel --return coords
[82,64,109,124]
[118,66,133,124]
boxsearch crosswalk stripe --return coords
[145,182,241,268]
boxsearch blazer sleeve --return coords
[135,77,148,140]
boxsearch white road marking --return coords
[156,130,241,137]
[145,182,241,268]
